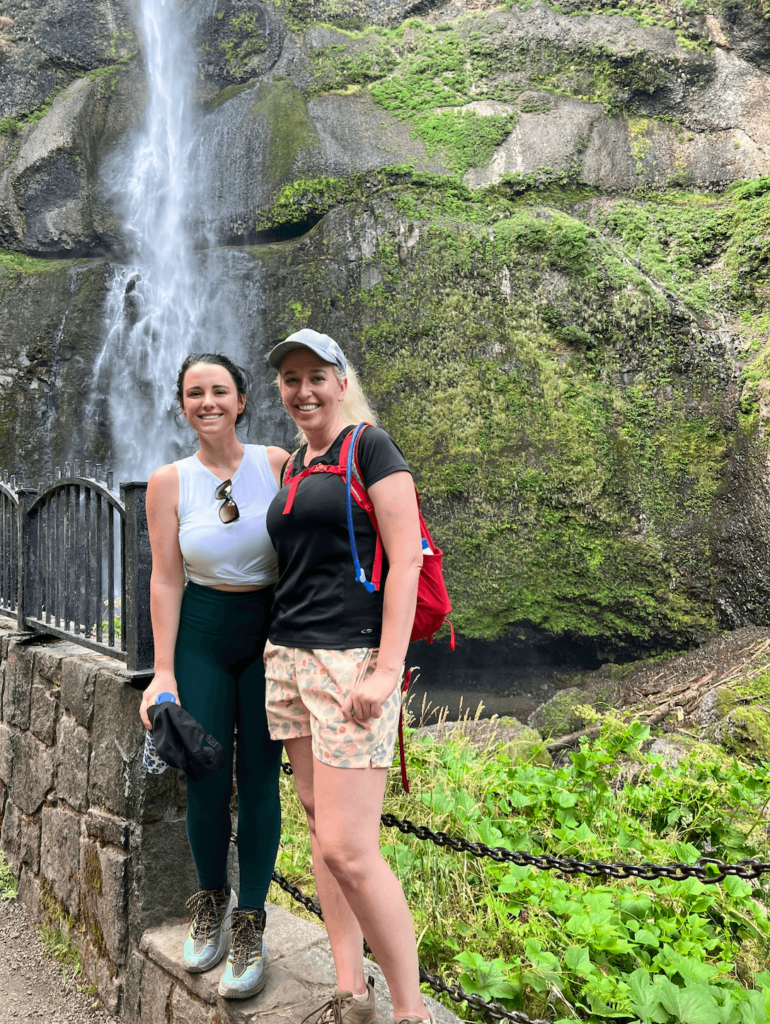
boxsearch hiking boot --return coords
[302,976,376,1024]
[394,1011,435,1024]
[218,908,269,999]
[183,885,234,973]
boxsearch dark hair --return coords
[176,353,252,428]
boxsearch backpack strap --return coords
[283,462,345,514]
[397,669,412,794]
[341,424,383,592]
[280,449,301,487]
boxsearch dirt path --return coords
[0,897,112,1023]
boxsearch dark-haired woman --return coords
[141,353,288,999]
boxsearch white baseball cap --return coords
[267,329,347,373]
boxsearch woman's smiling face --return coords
[278,348,347,434]
[180,362,246,435]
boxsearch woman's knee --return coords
[187,773,232,821]
[315,833,374,885]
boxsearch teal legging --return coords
[174,581,282,909]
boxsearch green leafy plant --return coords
[0,853,18,901]
[274,716,770,1021]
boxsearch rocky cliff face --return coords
[2,0,770,657]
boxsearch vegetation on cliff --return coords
[245,150,770,654]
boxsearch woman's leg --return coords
[234,649,284,910]
[284,737,367,993]
[175,610,236,891]
[311,760,427,1019]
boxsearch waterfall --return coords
[93,0,254,481]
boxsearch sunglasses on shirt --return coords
[215,479,240,524]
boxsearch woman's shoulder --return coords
[356,425,411,485]
[243,444,290,487]
[149,462,180,485]
[146,462,180,514]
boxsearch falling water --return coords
[93,0,255,481]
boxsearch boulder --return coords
[529,678,621,738]
[528,688,589,738]
[712,705,770,761]
[415,715,552,766]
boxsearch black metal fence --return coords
[0,464,153,679]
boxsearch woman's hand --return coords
[341,668,399,729]
[139,671,181,730]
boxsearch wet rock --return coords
[712,705,770,760]
[529,679,621,738]
[415,715,552,765]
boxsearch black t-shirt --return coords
[266,425,411,648]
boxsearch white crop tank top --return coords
[176,446,279,587]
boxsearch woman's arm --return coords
[139,463,185,729]
[266,445,290,486]
[342,471,422,727]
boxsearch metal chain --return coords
[271,868,547,1024]
[280,763,770,884]
[417,966,549,1024]
[378,815,770,884]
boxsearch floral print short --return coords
[263,642,402,769]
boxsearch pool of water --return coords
[404,631,602,724]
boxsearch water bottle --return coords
[142,691,177,775]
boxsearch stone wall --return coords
[0,614,198,1017]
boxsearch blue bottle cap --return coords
[155,692,178,705]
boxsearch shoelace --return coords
[302,978,373,1024]
[302,992,348,1024]
[230,910,265,970]
[186,888,228,938]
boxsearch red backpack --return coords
[282,423,455,790]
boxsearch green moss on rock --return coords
[355,204,725,644]
[219,12,268,80]
[718,707,770,760]
[252,77,319,182]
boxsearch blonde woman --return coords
[263,330,433,1024]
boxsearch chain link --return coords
[280,762,770,884]
[416,967,549,1024]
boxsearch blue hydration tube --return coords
[346,423,376,592]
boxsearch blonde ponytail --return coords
[337,363,379,430]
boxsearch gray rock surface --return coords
[55,714,91,812]
[40,803,83,912]
[139,903,461,1024]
